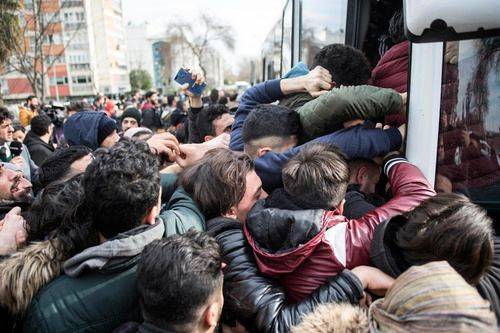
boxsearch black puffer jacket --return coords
[206,217,364,333]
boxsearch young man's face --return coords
[235,170,267,222]
[100,130,120,148]
[12,130,25,143]
[0,165,32,201]
[150,93,158,104]
[212,113,234,138]
[122,117,139,132]
[0,119,14,144]
[29,97,39,108]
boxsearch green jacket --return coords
[281,86,402,142]
[23,174,204,333]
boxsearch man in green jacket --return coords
[20,138,215,333]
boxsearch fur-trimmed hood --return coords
[291,303,369,333]
[0,240,64,315]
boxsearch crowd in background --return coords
[0,9,499,333]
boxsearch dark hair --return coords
[83,140,160,239]
[145,90,157,100]
[283,143,349,209]
[196,104,229,140]
[13,123,26,133]
[67,101,90,113]
[26,95,36,103]
[242,104,301,145]
[311,44,371,86]
[218,96,228,105]
[167,94,175,106]
[389,10,405,44]
[26,174,85,241]
[38,146,92,188]
[138,230,222,328]
[397,193,493,285]
[30,115,52,136]
[209,89,219,104]
[182,148,254,220]
[0,106,14,124]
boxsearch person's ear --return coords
[223,206,237,219]
[204,303,220,329]
[356,166,367,184]
[144,206,158,225]
[204,135,214,142]
[257,147,272,157]
[337,199,345,215]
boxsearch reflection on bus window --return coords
[301,0,347,66]
[262,20,282,80]
[436,38,500,215]
[282,0,293,74]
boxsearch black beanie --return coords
[97,116,117,146]
[121,107,141,124]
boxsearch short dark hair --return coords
[13,123,26,133]
[0,107,13,124]
[242,104,300,145]
[30,115,52,136]
[26,95,36,103]
[397,193,493,285]
[138,230,223,328]
[389,10,405,44]
[311,44,371,86]
[26,174,84,241]
[283,143,349,209]
[167,94,175,106]
[218,96,228,105]
[209,89,219,104]
[83,140,160,239]
[38,146,92,188]
[196,104,229,140]
[145,90,157,99]
[182,148,254,220]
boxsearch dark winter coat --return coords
[23,131,55,166]
[206,216,364,333]
[371,41,409,93]
[141,103,162,132]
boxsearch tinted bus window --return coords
[301,0,347,66]
[282,0,293,75]
[436,38,500,219]
[262,20,283,80]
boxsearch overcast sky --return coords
[121,0,287,71]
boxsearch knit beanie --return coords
[97,116,117,146]
[121,108,141,124]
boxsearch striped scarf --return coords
[369,261,497,332]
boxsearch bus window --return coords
[301,0,347,66]
[282,0,293,75]
[436,38,500,220]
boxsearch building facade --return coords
[0,0,130,101]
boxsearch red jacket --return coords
[371,41,409,93]
[244,156,435,302]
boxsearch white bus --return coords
[262,0,500,227]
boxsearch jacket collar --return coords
[205,216,241,237]
[63,219,165,277]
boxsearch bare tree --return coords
[166,14,235,78]
[4,0,84,100]
[0,0,21,65]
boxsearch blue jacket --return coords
[230,79,402,192]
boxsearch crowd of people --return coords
[0,29,499,333]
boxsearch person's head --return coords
[123,127,153,141]
[105,100,116,116]
[0,107,14,144]
[182,148,266,222]
[121,108,141,132]
[145,90,158,104]
[25,175,84,241]
[37,146,93,188]
[388,9,405,44]
[138,230,224,333]
[209,89,219,104]
[12,123,26,143]
[311,44,371,86]
[83,140,160,240]
[196,104,234,142]
[242,104,300,159]
[64,111,119,150]
[30,115,54,138]
[66,101,89,117]
[218,96,228,106]
[0,163,32,201]
[282,143,349,210]
[95,94,105,106]
[27,95,39,110]
[349,159,381,194]
[166,94,175,107]
[397,193,494,285]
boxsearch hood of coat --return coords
[63,111,106,150]
[0,240,64,315]
[23,131,54,151]
[244,200,338,275]
[63,219,165,277]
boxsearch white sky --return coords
[121,0,287,71]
